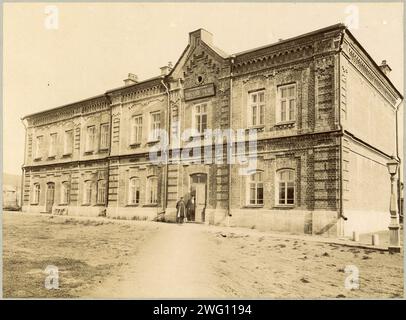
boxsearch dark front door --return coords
[190,173,207,223]
[46,183,55,213]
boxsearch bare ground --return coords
[2,212,404,298]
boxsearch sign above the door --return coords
[184,83,215,101]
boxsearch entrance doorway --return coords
[46,182,55,213]
[190,173,207,223]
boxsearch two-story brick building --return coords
[21,24,403,236]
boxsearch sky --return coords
[3,2,404,175]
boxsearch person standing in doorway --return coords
[186,195,196,222]
[176,197,186,224]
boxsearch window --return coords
[96,180,106,204]
[49,133,57,157]
[131,115,143,144]
[32,183,40,204]
[100,123,109,150]
[63,130,73,155]
[128,177,140,205]
[247,171,264,205]
[277,84,296,123]
[194,103,208,134]
[249,91,265,127]
[277,169,295,205]
[150,112,161,141]
[85,126,96,152]
[61,182,70,204]
[83,180,93,205]
[35,136,43,159]
[146,176,158,204]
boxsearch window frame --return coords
[146,176,158,205]
[128,177,140,205]
[32,183,40,204]
[276,84,296,124]
[248,90,265,128]
[246,170,264,207]
[276,169,296,207]
[193,103,208,134]
[60,181,70,205]
[96,179,106,205]
[63,130,74,155]
[99,123,110,150]
[149,112,161,142]
[34,135,43,159]
[49,133,57,158]
[130,115,143,145]
[83,180,93,205]
[85,125,96,152]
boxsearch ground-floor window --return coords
[97,180,106,204]
[32,183,40,204]
[146,176,158,204]
[247,171,264,205]
[83,180,93,205]
[277,169,295,205]
[128,177,140,205]
[60,181,70,204]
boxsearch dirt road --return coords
[86,223,222,298]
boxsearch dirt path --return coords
[86,222,221,298]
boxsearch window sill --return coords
[274,121,295,128]
[146,140,160,145]
[47,156,56,160]
[243,205,264,209]
[95,203,106,206]
[62,153,72,158]
[126,204,140,207]
[129,143,141,148]
[58,203,68,206]
[81,204,91,206]
[98,148,109,152]
[143,204,158,207]
[274,205,295,209]
[33,157,42,161]
[30,203,39,206]
[84,151,94,155]
[247,126,265,132]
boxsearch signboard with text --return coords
[184,83,215,101]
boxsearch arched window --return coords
[97,180,106,204]
[83,180,93,205]
[61,182,70,205]
[146,176,158,204]
[128,177,140,205]
[32,183,40,204]
[247,171,264,205]
[277,169,295,205]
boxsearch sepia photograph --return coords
[1,1,405,304]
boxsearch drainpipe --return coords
[394,98,403,220]
[161,79,170,213]
[228,56,235,218]
[20,118,28,210]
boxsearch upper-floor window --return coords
[49,133,57,157]
[96,179,106,204]
[128,177,140,205]
[150,112,161,141]
[247,171,264,206]
[83,180,93,205]
[32,183,40,204]
[63,130,74,155]
[146,176,158,205]
[131,115,143,144]
[100,123,109,150]
[277,84,296,123]
[35,136,43,159]
[193,103,208,134]
[85,126,96,152]
[249,91,265,127]
[277,169,295,206]
[60,181,70,205]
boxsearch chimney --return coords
[379,60,392,77]
[123,73,138,86]
[160,62,173,76]
[189,29,213,47]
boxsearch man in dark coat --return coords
[176,197,186,224]
[186,195,196,222]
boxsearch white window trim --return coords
[63,130,73,155]
[32,183,40,204]
[245,171,264,207]
[128,177,140,205]
[130,115,143,145]
[96,179,106,204]
[192,103,208,135]
[35,136,43,159]
[276,169,296,207]
[276,84,297,124]
[146,176,158,205]
[83,180,92,205]
[100,123,109,150]
[60,182,69,205]
[149,112,161,142]
[49,133,57,157]
[85,126,96,152]
[248,90,265,128]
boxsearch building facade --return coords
[21,24,403,236]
